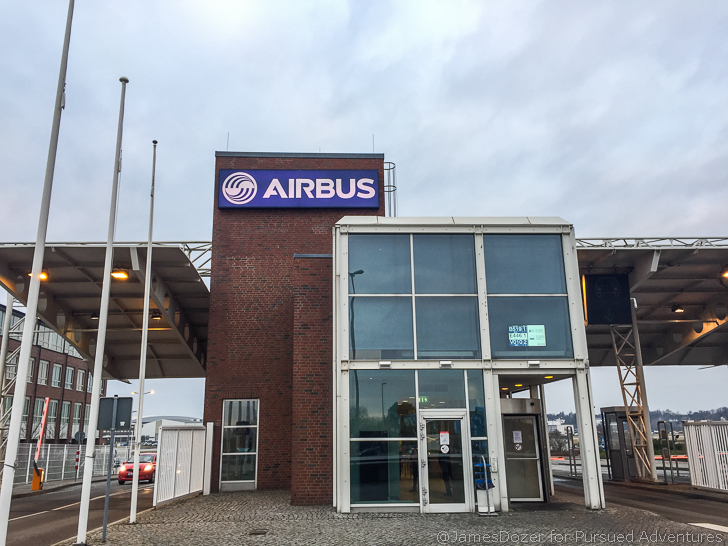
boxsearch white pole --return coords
[0,1,75,542]
[75,76,129,545]
[130,140,157,523]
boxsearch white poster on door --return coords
[440,431,450,445]
[513,430,522,443]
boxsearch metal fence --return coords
[12,443,131,485]
[683,421,728,493]
[153,426,207,506]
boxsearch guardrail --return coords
[683,421,728,493]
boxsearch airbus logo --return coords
[218,169,379,209]
[221,172,257,205]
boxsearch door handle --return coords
[421,460,426,468]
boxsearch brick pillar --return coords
[291,257,333,505]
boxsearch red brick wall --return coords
[291,257,333,505]
[204,154,384,495]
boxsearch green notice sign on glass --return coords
[508,325,546,347]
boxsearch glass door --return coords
[503,415,543,501]
[419,411,473,512]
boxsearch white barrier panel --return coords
[153,426,207,506]
[683,421,728,493]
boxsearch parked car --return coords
[118,453,157,485]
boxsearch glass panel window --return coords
[76,370,85,391]
[59,401,71,439]
[348,234,412,294]
[31,398,45,438]
[349,370,416,438]
[84,404,91,427]
[51,364,62,387]
[483,234,566,294]
[487,296,573,359]
[221,399,258,483]
[415,296,480,359]
[38,360,49,385]
[413,234,477,294]
[87,373,93,392]
[425,419,465,504]
[65,367,74,389]
[5,355,17,381]
[27,358,35,383]
[349,297,414,360]
[222,400,258,427]
[72,403,82,436]
[350,440,418,504]
[418,370,466,409]
[221,455,256,481]
[467,370,487,438]
[222,428,257,453]
[46,400,58,440]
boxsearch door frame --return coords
[419,409,474,513]
[502,414,544,502]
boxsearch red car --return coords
[118,453,157,485]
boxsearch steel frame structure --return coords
[609,302,657,481]
[576,237,728,249]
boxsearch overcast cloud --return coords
[1,1,727,415]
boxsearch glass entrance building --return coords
[205,152,603,513]
[333,216,604,513]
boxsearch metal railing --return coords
[11,443,129,485]
[683,421,728,493]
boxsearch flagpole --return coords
[130,140,157,523]
[0,1,75,543]
[75,76,129,545]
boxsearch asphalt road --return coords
[555,477,728,529]
[8,480,154,546]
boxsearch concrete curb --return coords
[12,476,109,499]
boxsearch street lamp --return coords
[130,391,153,444]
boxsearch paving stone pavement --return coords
[60,488,726,546]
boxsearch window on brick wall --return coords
[20,397,30,440]
[38,360,49,385]
[65,366,74,390]
[220,399,259,487]
[46,399,58,440]
[59,401,71,439]
[51,364,62,387]
[76,369,85,391]
[27,357,35,383]
[31,398,45,440]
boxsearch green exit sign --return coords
[418,396,428,403]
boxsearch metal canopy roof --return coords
[577,238,728,367]
[0,243,208,381]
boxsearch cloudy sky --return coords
[1,1,727,416]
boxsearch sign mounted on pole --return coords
[217,169,379,209]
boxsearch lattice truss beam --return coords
[610,324,653,479]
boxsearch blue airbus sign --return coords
[217,169,379,209]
